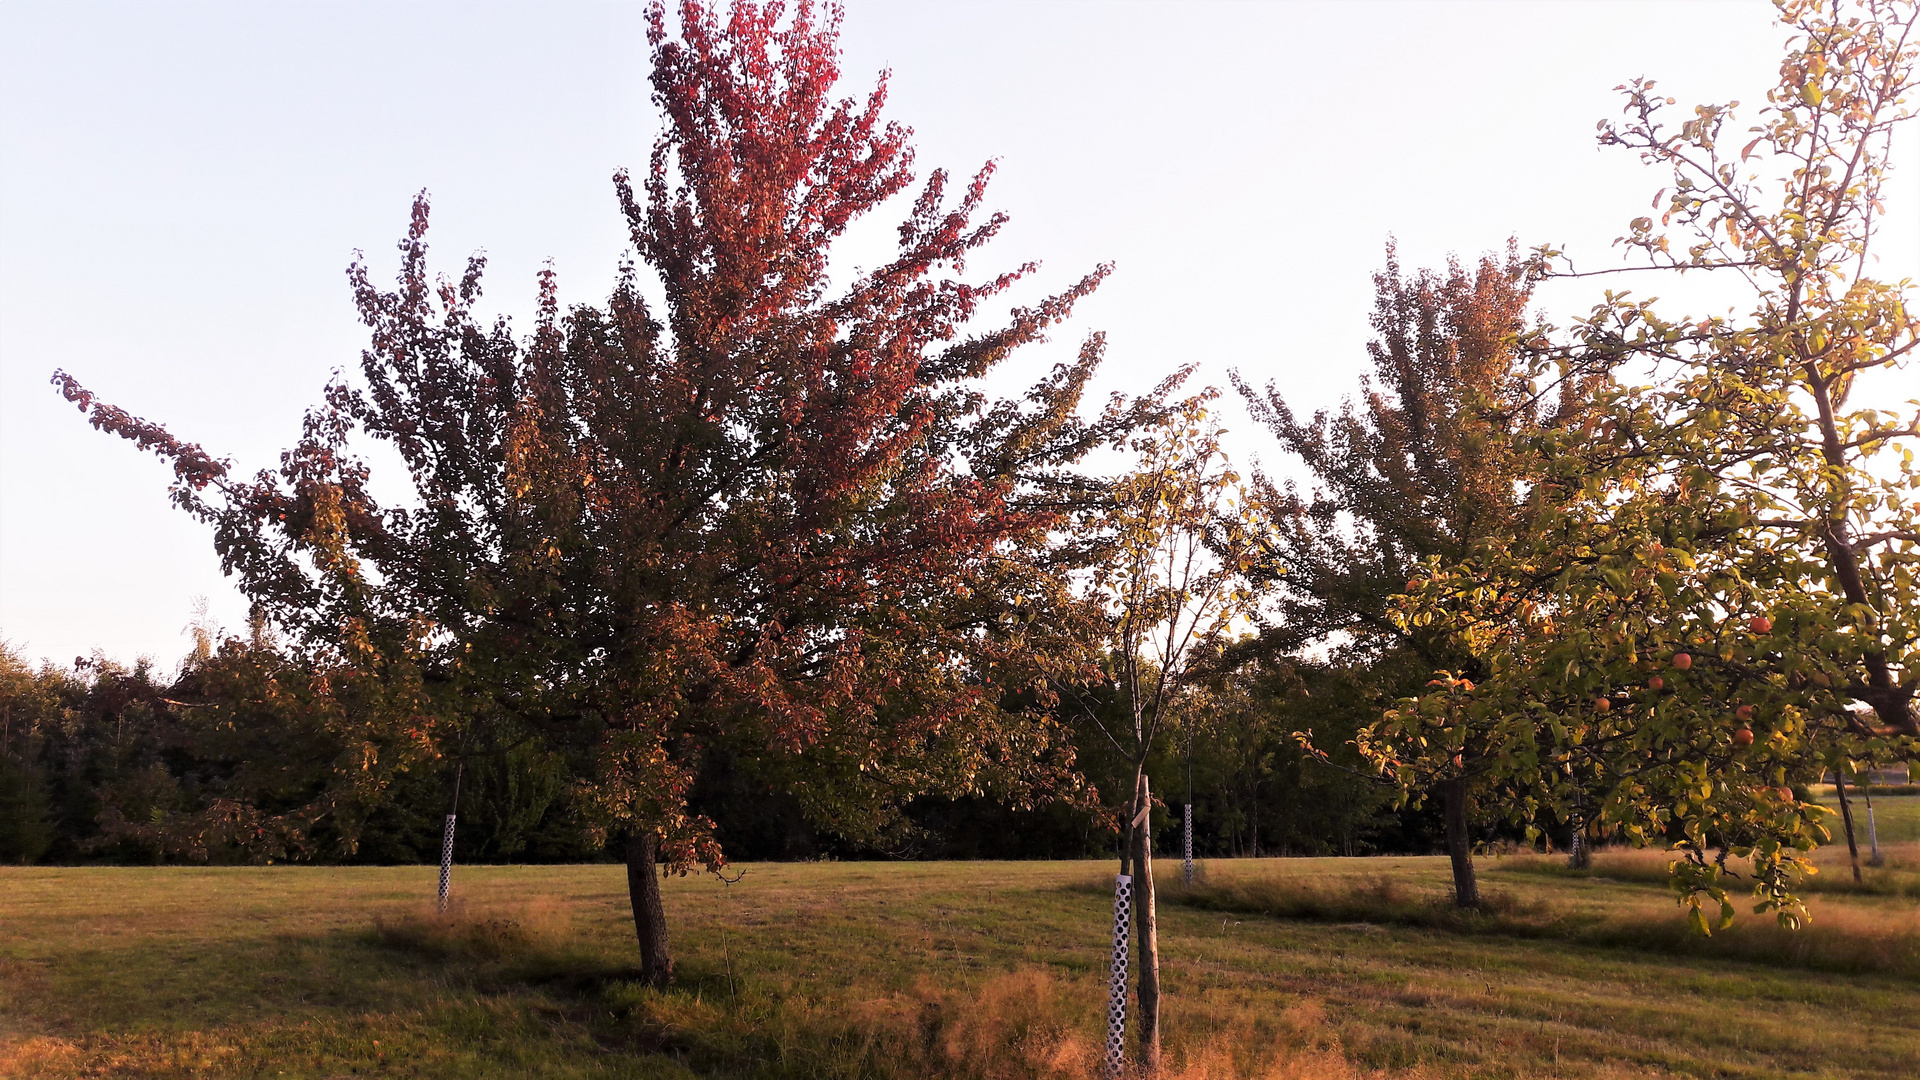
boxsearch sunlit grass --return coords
[4,856,1920,1078]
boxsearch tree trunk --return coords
[625,831,673,984]
[1442,776,1479,908]
[1248,774,1260,858]
[1130,773,1161,1073]
[1832,770,1863,884]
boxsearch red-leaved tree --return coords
[54,0,1161,981]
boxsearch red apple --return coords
[1733,728,1754,746]
[1594,697,1612,713]
[1649,675,1665,691]
[1735,704,1754,721]
[1672,652,1692,671]
[1750,615,1773,634]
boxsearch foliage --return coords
[1235,242,1566,665]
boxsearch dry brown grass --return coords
[829,969,1424,1080]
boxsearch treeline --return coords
[1,635,1423,865]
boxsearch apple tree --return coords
[1377,0,1920,928]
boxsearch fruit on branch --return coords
[1672,652,1692,671]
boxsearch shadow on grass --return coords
[364,899,1379,1079]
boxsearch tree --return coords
[1235,243,1581,907]
[1085,399,1255,1072]
[53,0,1157,981]
[1380,0,1920,928]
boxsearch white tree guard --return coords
[1568,823,1584,868]
[1105,873,1133,1078]
[1182,804,1194,886]
[437,813,457,912]
[1865,788,1882,864]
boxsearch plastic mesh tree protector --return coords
[437,814,457,912]
[1182,803,1194,886]
[1105,873,1132,1078]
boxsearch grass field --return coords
[5,830,1920,1078]
[1819,791,1920,847]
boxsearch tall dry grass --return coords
[828,969,1424,1080]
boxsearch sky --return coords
[2,0,1916,670]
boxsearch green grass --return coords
[1819,793,1920,845]
[4,854,1920,1078]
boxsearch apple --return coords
[1594,697,1612,713]
[1672,652,1692,670]
[1735,704,1754,721]
[1734,728,1754,746]
[1778,787,1796,802]
[1750,615,1773,634]
[1452,754,1465,769]
[1649,675,1665,691]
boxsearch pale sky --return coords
[3,0,1916,669]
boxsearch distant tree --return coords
[0,644,59,864]
[1234,244,1582,907]
[54,0,1154,982]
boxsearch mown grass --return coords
[1171,845,1920,978]
[3,853,1920,1078]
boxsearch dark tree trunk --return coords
[1442,776,1479,908]
[625,831,673,984]
[1833,770,1863,884]
[1130,773,1161,1073]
